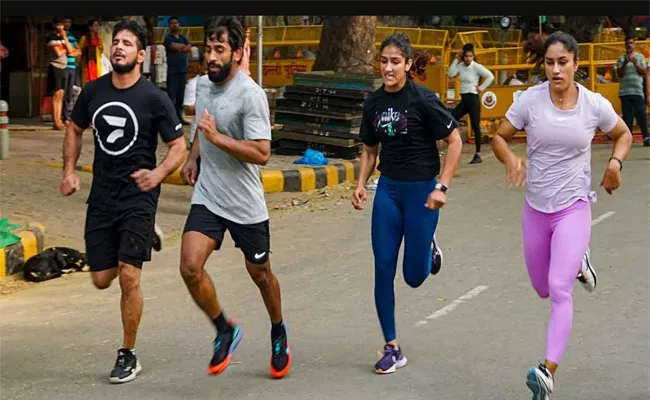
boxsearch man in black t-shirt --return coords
[60,20,186,384]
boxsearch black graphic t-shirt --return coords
[360,79,458,181]
[70,75,183,211]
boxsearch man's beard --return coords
[112,58,137,74]
[208,60,234,83]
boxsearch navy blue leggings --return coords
[371,176,440,342]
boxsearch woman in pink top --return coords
[491,31,632,399]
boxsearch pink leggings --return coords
[522,199,591,365]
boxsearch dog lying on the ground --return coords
[23,247,89,283]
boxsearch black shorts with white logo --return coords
[183,204,270,264]
[84,206,155,271]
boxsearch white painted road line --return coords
[592,211,616,226]
[414,285,489,327]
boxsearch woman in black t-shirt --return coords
[351,33,463,374]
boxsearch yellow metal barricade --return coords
[153,25,647,139]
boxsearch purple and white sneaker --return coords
[375,344,408,374]
[430,235,443,275]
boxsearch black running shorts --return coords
[183,204,270,264]
[52,66,68,92]
[84,206,156,271]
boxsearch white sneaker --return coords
[526,363,553,400]
[576,247,596,292]
[152,224,164,252]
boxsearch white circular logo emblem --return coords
[481,91,497,109]
[91,101,139,156]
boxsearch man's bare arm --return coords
[155,136,187,179]
[62,122,85,176]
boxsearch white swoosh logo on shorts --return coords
[446,120,453,129]
[254,252,266,259]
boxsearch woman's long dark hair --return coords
[380,33,431,79]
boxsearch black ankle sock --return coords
[271,320,285,339]
[213,312,231,333]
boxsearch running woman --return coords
[60,20,186,383]
[447,42,494,164]
[351,33,463,374]
[490,31,632,399]
[178,16,291,379]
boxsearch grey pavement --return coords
[1,143,649,400]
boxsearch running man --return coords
[351,33,463,374]
[60,19,186,384]
[178,16,290,379]
[447,43,494,164]
[490,31,632,399]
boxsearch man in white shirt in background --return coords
[447,42,494,164]
[183,53,207,134]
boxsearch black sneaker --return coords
[208,322,243,375]
[644,137,650,147]
[270,322,291,379]
[152,224,163,252]
[430,235,443,275]
[109,348,142,384]
[469,154,482,164]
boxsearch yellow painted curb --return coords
[39,159,360,193]
[1,223,46,278]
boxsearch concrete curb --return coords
[8,125,54,132]
[0,223,45,278]
[41,161,360,193]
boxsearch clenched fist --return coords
[60,173,80,196]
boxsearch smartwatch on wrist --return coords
[435,183,448,193]
[608,157,623,171]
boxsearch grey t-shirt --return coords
[616,53,647,97]
[191,71,271,225]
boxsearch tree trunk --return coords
[608,16,636,38]
[312,16,377,74]
[562,17,606,43]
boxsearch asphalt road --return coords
[1,143,649,400]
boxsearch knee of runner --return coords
[547,276,571,302]
[179,256,203,284]
[118,263,141,291]
[403,270,427,289]
[92,276,113,290]
[246,262,271,288]
[534,287,550,299]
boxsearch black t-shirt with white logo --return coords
[71,74,183,211]
[360,79,458,181]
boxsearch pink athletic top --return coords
[505,81,619,213]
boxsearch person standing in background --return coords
[46,17,74,130]
[447,43,495,164]
[62,17,81,126]
[79,19,104,86]
[616,35,648,146]
[239,16,251,76]
[164,16,191,125]
[183,53,207,152]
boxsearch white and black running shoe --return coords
[526,362,553,400]
[576,247,596,292]
[109,348,142,384]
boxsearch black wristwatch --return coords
[608,157,623,171]
[435,183,448,193]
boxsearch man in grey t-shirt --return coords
[616,36,648,146]
[179,16,291,379]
